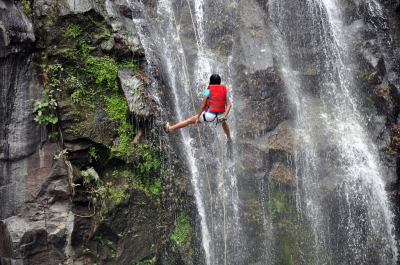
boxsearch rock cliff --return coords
[1,0,400,264]
[1,0,201,264]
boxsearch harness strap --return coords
[203,111,225,127]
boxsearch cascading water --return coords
[128,0,398,263]
[269,0,398,263]
[128,0,246,264]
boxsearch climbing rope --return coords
[185,0,207,82]
[219,129,227,265]
[184,1,228,264]
[170,1,228,264]
[170,2,216,264]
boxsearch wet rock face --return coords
[0,0,38,161]
[0,0,45,224]
[119,68,156,118]
[2,16,88,265]
[0,142,72,265]
[0,0,35,57]
[236,68,291,138]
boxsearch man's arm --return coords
[224,97,231,117]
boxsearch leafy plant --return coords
[54,149,68,160]
[78,167,109,217]
[81,167,101,187]
[148,178,161,196]
[63,24,82,39]
[44,61,63,94]
[135,257,156,265]
[94,234,103,240]
[48,131,59,140]
[33,89,58,125]
[33,61,64,128]
[136,146,161,177]
[88,146,99,163]
[65,75,85,100]
[20,0,32,16]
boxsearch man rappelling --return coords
[164,74,232,145]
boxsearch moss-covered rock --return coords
[23,1,202,264]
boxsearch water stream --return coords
[269,0,398,263]
[129,0,244,264]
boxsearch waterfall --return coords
[128,0,245,264]
[269,0,398,263]
[127,0,398,263]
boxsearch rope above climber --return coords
[164,74,232,144]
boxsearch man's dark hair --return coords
[209,74,221,85]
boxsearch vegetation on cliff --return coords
[29,5,199,264]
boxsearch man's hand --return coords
[218,115,227,123]
[195,117,200,126]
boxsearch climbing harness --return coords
[171,0,227,265]
[201,111,226,126]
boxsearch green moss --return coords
[118,59,138,72]
[107,183,129,204]
[277,244,295,265]
[103,94,136,158]
[244,198,262,225]
[171,212,192,247]
[269,190,298,264]
[132,145,162,196]
[266,187,317,264]
[268,190,286,216]
[81,41,119,91]
[103,94,129,123]
[240,189,264,262]
[37,11,164,241]
[109,164,161,197]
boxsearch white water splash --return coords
[269,0,398,262]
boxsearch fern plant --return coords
[33,89,58,125]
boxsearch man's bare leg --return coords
[222,122,231,140]
[168,115,197,132]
